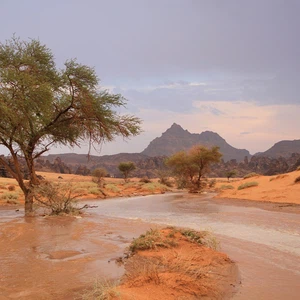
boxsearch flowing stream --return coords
[1,193,300,299]
[83,193,300,300]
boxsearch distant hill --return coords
[255,140,300,158]
[43,153,166,178]
[141,123,250,162]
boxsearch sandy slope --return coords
[216,170,300,204]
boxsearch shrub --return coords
[105,184,120,193]
[88,187,101,195]
[33,182,82,215]
[7,185,16,191]
[244,172,259,179]
[139,177,151,183]
[220,184,234,190]
[0,192,18,200]
[238,181,259,190]
[129,228,177,253]
[80,278,120,300]
[208,179,217,188]
[295,176,300,183]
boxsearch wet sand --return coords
[0,213,152,299]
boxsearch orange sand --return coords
[216,170,300,204]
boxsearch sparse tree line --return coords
[0,36,227,216]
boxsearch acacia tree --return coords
[166,145,222,190]
[226,170,236,182]
[91,167,107,187]
[118,161,136,182]
[0,37,141,215]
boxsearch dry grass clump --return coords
[179,229,219,250]
[243,172,259,179]
[0,192,19,201]
[124,258,163,285]
[219,184,234,190]
[80,278,120,300]
[238,181,259,190]
[129,228,178,253]
[294,176,300,184]
[105,183,120,193]
[270,174,288,181]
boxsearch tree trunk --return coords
[24,190,34,215]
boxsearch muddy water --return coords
[0,211,153,299]
[1,193,300,299]
[83,193,300,300]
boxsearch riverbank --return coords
[215,170,300,205]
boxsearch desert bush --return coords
[243,172,259,179]
[180,229,219,250]
[33,182,82,215]
[91,168,107,188]
[7,185,16,191]
[124,259,162,285]
[105,184,120,193]
[238,181,259,190]
[80,278,120,300]
[208,179,217,188]
[294,176,300,183]
[88,187,101,195]
[0,192,18,200]
[220,184,234,190]
[142,182,168,193]
[139,177,151,183]
[129,228,177,253]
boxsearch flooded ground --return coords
[1,193,300,299]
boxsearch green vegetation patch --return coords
[220,184,234,190]
[129,228,177,252]
[238,181,259,190]
[180,229,219,250]
[0,192,19,200]
[243,172,259,179]
[142,182,168,193]
[105,184,120,193]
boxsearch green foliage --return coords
[244,172,259,179]
[105,184,120,193]
[0,36,141,214]
[166,145,222,190]
[88,187,101,195]
[226,170,237,181]
[142,182,168,193]
[91,168,107,187]
[129,229,177,253]
[118,161,136,181]
[208,179,217,188]
[0,192,18,200]
[220,184,234,190]
[237,181,259,190]
[33,182,81,215]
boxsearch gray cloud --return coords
[1,0,300,155]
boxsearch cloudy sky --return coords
[1,0,300,155]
